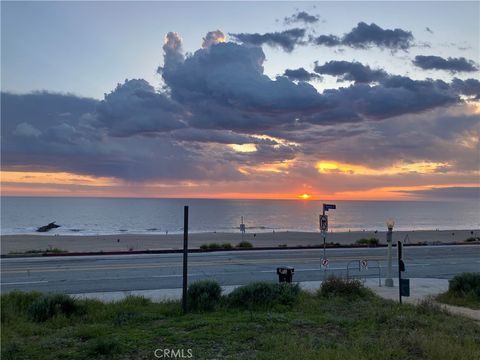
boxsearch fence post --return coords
[182,206,189,313]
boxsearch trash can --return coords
[276,266,294,283]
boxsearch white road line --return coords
[2,280,48,286]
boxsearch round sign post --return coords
[320,204,336,279]
[361,259,368,271]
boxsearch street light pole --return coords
[385,218,395,287]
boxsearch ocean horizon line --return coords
[0,195,467,203]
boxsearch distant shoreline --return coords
[2,229,478,255]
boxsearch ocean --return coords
[1,197,479,236]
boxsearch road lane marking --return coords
[1,255,389,274]
[1,280,48,286]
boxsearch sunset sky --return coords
[1,1,479,200]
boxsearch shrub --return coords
[448,272,480,299]
[27,294,80,322]
[200,243,233,250]
[208,243,222,249]
[1,343,22,360]
[187,280,222,311]
[237,241,253,248]
[465,237,479,242]
[228,282,300,310]
[355,237,379,246]
[47,247,66,253]
[416,296,445,315]
[1,291,42,319]
[87,337,122,356]
[318,276,372,298]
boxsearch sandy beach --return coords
[1,229,478,255]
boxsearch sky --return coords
[1,1,479,200]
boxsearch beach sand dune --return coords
[1,230,478,255]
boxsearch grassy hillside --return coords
[2,285,479,359]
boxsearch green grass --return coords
[436,272,480,310]
[2,289,480,360]
[436,292,480,310]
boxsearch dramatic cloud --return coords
[413,55,478,73]
[451,78,480,99]
[97,79,186,137]
[283,68,321,82]
[284,11,320,25]
[313,61,388,83]
[229,28,306,52]
[1,92,246,182]
[312,22,414,50]
[160,37,330,129]
[2,30,479,195]
[202,30,226,48]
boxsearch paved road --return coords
[1,245,479,294]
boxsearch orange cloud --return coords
[1,171,118,186]
[316,160,449,176]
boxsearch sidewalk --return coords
[71,278,480,321]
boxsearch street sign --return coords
[321,258,329,268]
[361,259,368,270]
[319,215,328,231]
[240,224,246,233]
[323,203,336,212]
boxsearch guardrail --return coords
[346,259,382,287]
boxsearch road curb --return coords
[2,241,479,258]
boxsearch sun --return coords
[298,193,312,200]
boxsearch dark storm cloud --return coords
[284,11,320,25]
[313,61,388,83]
[160,38,330,128]
[343,22,414,50]
[451,78,480,100]
[161,36,466,132]
[312,77,458,123]
[312,22,414,50]
[413,55,478,73]
[229,28,306,52]
[97,79,186,137]
[1,92,247,182]
[0,92,98,137]
[312,34,342,47]
[283,68,321,82]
